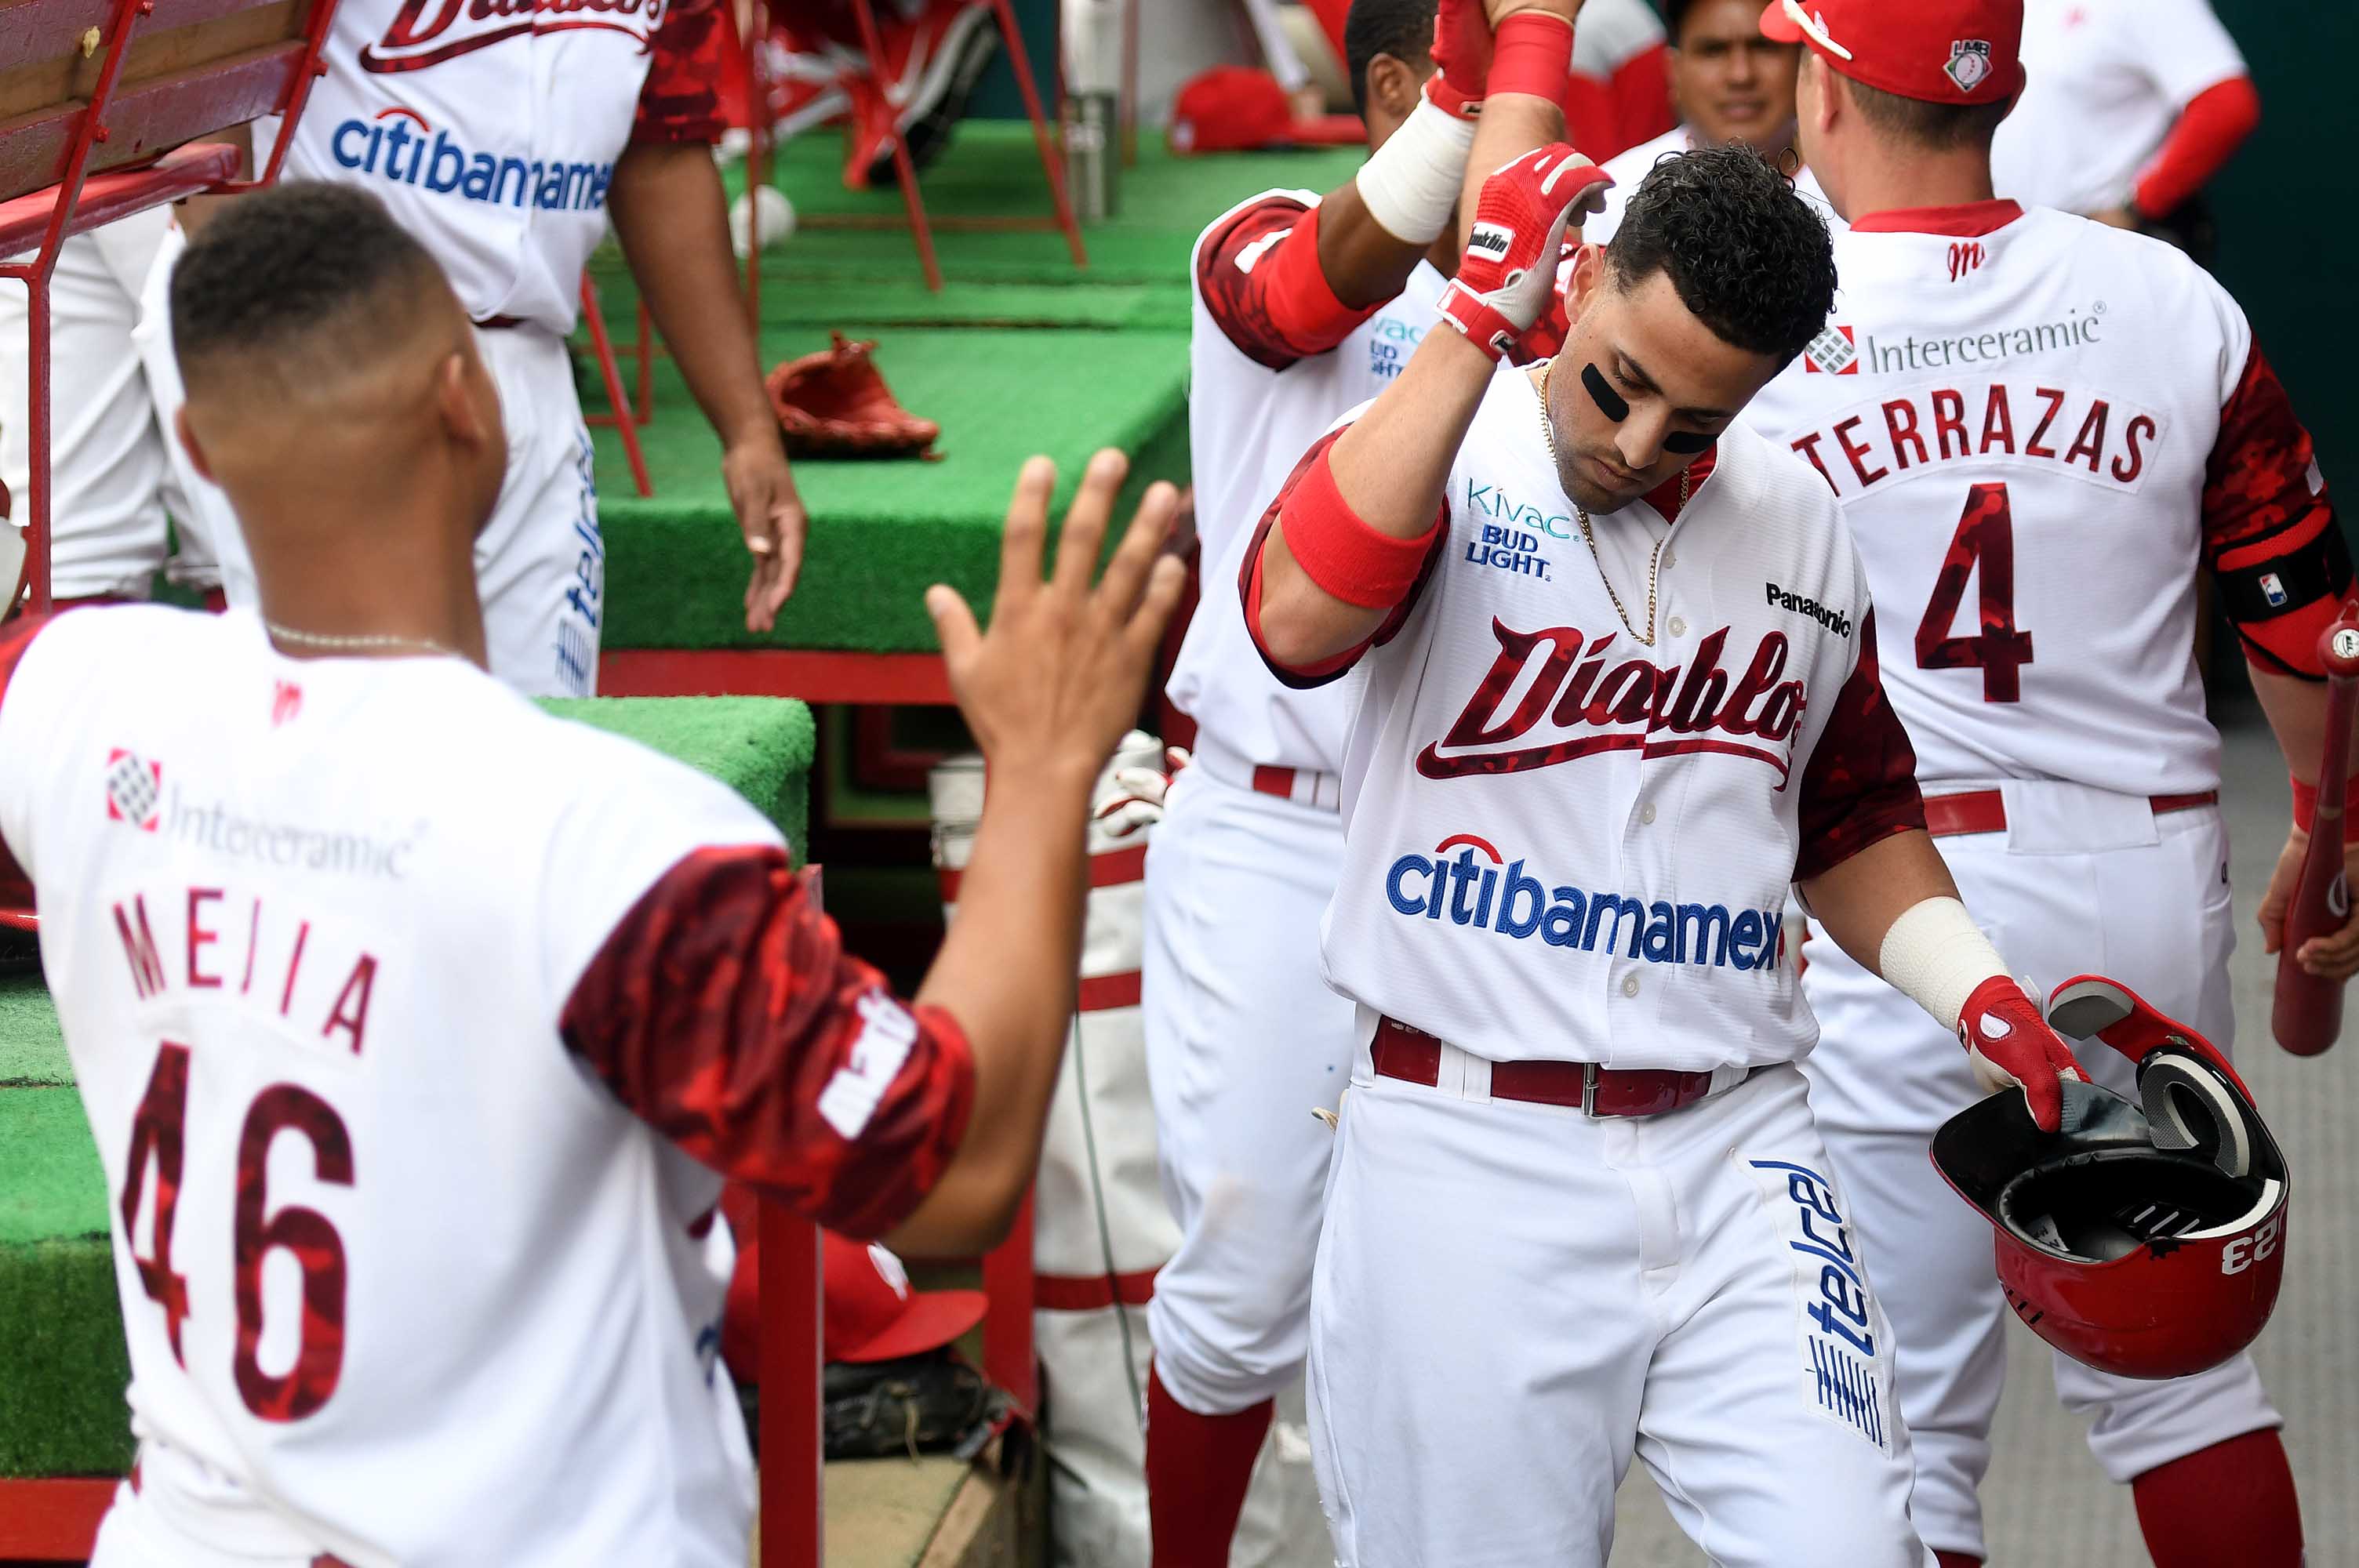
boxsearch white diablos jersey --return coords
[1259,372,1924,1072]
[1991,0,2247,215]
[1584,128,1842,248]
[1165,189,1446,773]
[0,607,972,1565]
[271,0,724,332]
[1746,202,2324,797]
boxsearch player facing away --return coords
[140,0,805,697]
[0,183,1184,1568]
[1144,2,1581,1559]
[1250,140,2094,1566]
[1745,2,2325,1564]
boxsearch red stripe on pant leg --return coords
[1032,1266,1161,1312]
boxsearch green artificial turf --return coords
[537,696,815,856]
[594,330,1190,653]
[0,699,816,1479]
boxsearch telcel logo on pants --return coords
[330,107,614,212]
[1384,833,1783,971]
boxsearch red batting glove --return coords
[1957,975,2089,1133]
[1438,145,1611,361]
[1425,0,1494,120]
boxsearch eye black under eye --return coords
[1663,430,1715,454]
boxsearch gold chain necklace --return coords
[1537,361,1690,648]
[266,621,462,660]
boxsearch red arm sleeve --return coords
[561,844,976,1240]
[1196,196,1384,372]
[1794,610,1928,882]
[2134,76,2259,219]
[0,614,50,905]
[1240,426,1451,686]
[2201,345,2348,678]
[631,0,729,146]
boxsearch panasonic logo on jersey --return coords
[1765,583,1852,638]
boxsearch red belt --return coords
[1921,788,2218,838]
[474,314,526,331]
[1251,765,1302,800]
[1372,1018,1733,1119]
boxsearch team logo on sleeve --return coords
[104,750,162,833]
[1801,325,1857,376]
[1944,39,1994,93]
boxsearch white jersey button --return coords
[1639,802,1658,826]
[1667,615,1687,638]
[1662,550,1677,569]
[1621,975,1641,998]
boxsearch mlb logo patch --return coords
[2260,572,2288,608]
[1945,39,1994,93]
[104,750,162,832]
[1803,324,1858,375]
[1468,221,1514,262]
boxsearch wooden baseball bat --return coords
[2270,604,2359,1056]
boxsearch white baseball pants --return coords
[1308,1045,1935,1567]
[1803,788,2281,1562]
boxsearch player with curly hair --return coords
[1247,140,2096,1566]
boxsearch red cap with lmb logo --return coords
[1759,0,2024,107]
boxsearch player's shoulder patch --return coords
[1190,187,1322,293]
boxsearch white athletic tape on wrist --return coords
[1353,97,1478,245]
[1876,895,2008,1033]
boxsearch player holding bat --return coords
[2270,606,2359,1053]
[1743,2,2341,1564]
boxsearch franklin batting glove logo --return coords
[1467,221,1514,262]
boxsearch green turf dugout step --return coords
[0,696,812,1479]
[593,329,1190,653]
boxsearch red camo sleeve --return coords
[1196,196,1383,372]
[562,844,976,1239]
[2201,344,2347,677]
[1240,426,1450,686]
[632,0,729,145]
[0,614,51,902]
[1794,610,1928,882]
[2134,76,2259,219]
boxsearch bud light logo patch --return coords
[330,107,614,212]
[1383,834,1784,971]
[1745,1156,1892,1451]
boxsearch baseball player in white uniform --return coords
[2,212,222,606]
[1580,0,1834,245]
[1251,130,2099,1566]
[1991,0,2259,234]
[1145,4,1583,1559]
[138,0,806,697]
[0,183,1183,1566]
[1748,2,2321,1564]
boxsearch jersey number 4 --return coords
[120,1040,354,1422]
[1916,482,2036,702]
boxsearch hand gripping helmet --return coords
[1931,975,2289,1380]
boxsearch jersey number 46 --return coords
[119,1040,354,1423]
[1916,482,2036,702]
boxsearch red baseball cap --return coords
[1760,0,2023,106]
[1168,67,1367,154]
[823,1232,988,1365]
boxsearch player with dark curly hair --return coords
[1243,140,2095,1566]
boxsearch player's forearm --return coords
[1315,176,1446,310]
[606,142,778,450]
[2250,662,2359,800]
[1457,91,1567,252]
[1797,829,1963,980]
[1256,328,1492,666]
[889,764,1095,1254]
[1321,96,1480,307]
[174,122,255,239]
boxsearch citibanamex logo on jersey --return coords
[104,750,162,833]
[1384,833,1787,972]
[1416,621,1808,784]
[360,0,669,73]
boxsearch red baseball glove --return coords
[765,332,942,460]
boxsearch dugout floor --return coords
[1254,686,2359,1567]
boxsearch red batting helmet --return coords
[1931,975,2289,1380]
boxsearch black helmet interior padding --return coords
[1998,1149,2270,1263]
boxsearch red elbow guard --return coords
[1281,445,1445,611]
